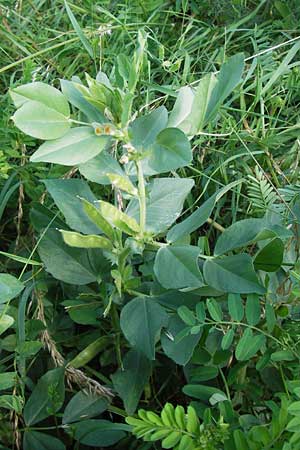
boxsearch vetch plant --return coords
[6,34,300,450]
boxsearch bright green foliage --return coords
[126,403,229,450]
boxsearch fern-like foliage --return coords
[247,166,278,214]
[126,403,229,450]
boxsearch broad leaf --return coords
[0,274,24,304]
[120,297,169,360]
[183,384,226,402]
[63,391,109,424]
[214,218,277,256]
[167,182,239,243]
[207,298,223,321]
[204,53,244,123]
[130,106,168,149]
[31,127,109,165]
[79,151,124,185]
[235,328,266,361]
[161,316,201,365]
[254,237,284,272]
[10,81,70,116]
[111,349,152,414]
[127,178,194,234]
[12,100,70,140]
[60,79,104,122]
[154,245,204,289]
[168,86,194,131]
[71,419,128,446]
[167,193,217,243]
[0,372,17,390]
[38,229,107,285]
[44,179,98,234]
[145,127,192,173]
[23,431,66,450]
[203,254,266,294]
[24,367,65,425]
[0,315,14,335]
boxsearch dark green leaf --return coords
[43,178,98,234]
[228,293,244,321]
[204,254,265,294]
[254,237,284,272]
[120,297,169,360]
[111,349,151,414]
[206,298,223,321]
[71,419,128,446]
[161,316,201,365]
[235,329,265,361]
[154,245,203,289]
[63,391,109,424]
[245,294,261,326]
[24,368,65,425]
[23,431,65,450]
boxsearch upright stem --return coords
[136,160,146,235]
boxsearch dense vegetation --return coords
[1,1,300,449]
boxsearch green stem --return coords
[136,160,146,235]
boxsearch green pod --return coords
[68,336,111,368]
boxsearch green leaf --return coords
[214,218,277,256]
[154,245,204,289]
[0,315,14,335]
[167,193,217,243]
[38,229,108,285]
[43,179,98,234]
[228,293,244,321]
[233,430,250,450]
[146,128,192,173]
[23,431,66,450]
[130,106,168,149]
[60,79,104,122]
[127,178,194,234]
[254,237,284,272]
[0,274,24,304]
[207,298,223,321]
[10,82,70,116]
[0,372,17,390]
[99,200,140,235]
[60,230,113,250]
[0,395,23,413]
[265,302,276,333]
[190,366,218,382]
[79,151,124,185]
[204,53,244,123]
[63,391,109,424]
[161,316,201,365]
[64,0,94,58]
[24,368,65,425]
[111,349,151,414]
[120,297,169,360]
[63,299,101,325]
[30,127,109,165]
[177,306,196,326]
[167,182,239,243]
[12,100,70,140]
[245,294,261,326]
[203,254,266,294]
[168,86,195,132]
[271,350,295,362]
[221,328,235,350]
[71,419,128,446]
[183,384,225,402]
[235,329,266,361]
